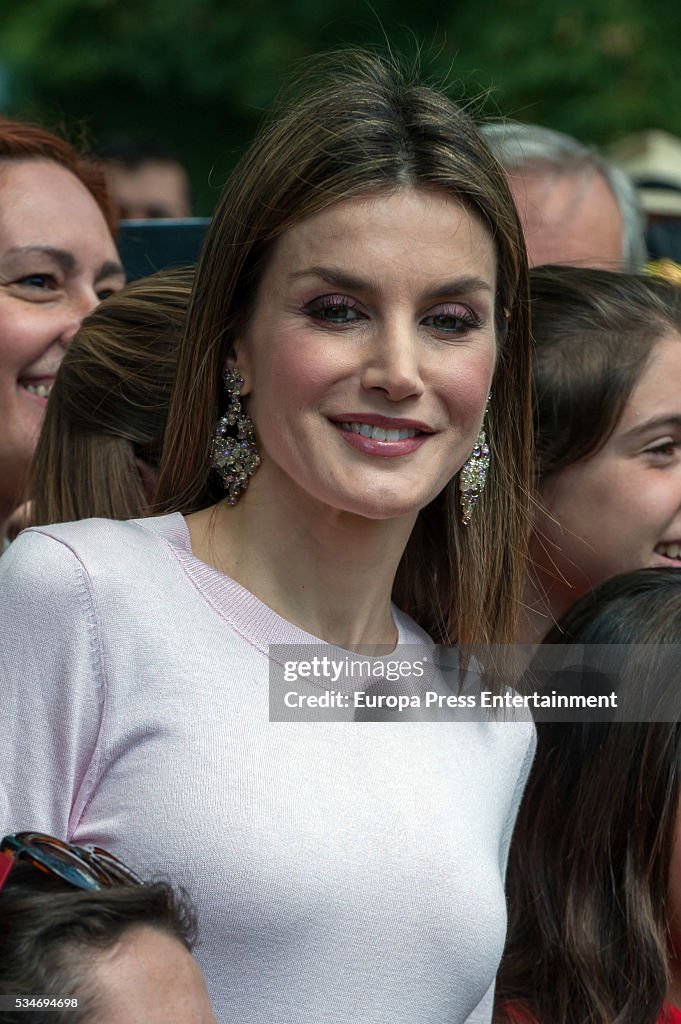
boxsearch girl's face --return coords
[0,160,124,517]
[234,188,498,522]
[533,333,681,608]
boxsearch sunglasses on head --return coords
[0,832,143,893]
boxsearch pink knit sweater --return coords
[0,514,534,1023]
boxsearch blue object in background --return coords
[646,216,681,263]
[117,218,210,281]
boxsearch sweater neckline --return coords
[138,513,433,667]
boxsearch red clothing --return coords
[504,1001,681,1024]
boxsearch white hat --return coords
[609,130,681,216]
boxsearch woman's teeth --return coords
[22,382,52,398]
[656,542,681,559]
[340,422,417,441]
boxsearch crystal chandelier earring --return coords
[459,403,491,526]
[211,368,260,505]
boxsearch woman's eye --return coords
[306,295,366,324]
[646,442,678,459]
[422,306,481,333]
[16,273,59,291]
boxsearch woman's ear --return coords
[224,341,252,396]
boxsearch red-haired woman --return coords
[0,118,124,542]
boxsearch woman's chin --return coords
[328,488,439,523]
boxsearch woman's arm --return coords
[0,529,104,838]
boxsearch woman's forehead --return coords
[262,190,497,291]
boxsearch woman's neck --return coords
[186,488,417,650]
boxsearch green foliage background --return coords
[1,0,680,214]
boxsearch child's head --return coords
[527,266,681,629]
[499,567,681,1024]
[28,267,193,526]
[0,833,216,1024]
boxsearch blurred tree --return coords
[1,0,680,213]
[448,0,681,143]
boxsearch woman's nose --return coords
[360,322,425,402]
[58,288,102,348]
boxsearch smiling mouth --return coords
[329,416,432,458]
[340,422,419,441]
[655,542,681,560]
[19,379,55,400]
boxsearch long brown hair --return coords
[29,268,193,526]
[156,50,533,645]
[496,568,681,1024]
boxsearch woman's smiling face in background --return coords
[534,332,681,606]
[0,159,123,519]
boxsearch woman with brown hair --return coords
[28,267,192,526]
[0,52,534,1023]
[0,117,124,541]
[520,265,681,644]
[497,567,681,1024]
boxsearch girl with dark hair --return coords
[0,52,534,1023]
[520,265,681,643]
[0,117,124,541]
[497,567,681,1024]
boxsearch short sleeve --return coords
[0,529,104,839]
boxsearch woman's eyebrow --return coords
[288,266,366,290]
[289,265,493,296]
[427,276,493,298]
[95,260,125,283]
[6,245,77,273]
[5,246,124,282]
[621,415,681,440]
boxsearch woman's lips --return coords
[18,376,55,406]
[330,418,431,458]
[654,541,681,563]
[330,413,434,432]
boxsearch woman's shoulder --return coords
[0,514,190,603]
[6,513,187,567]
